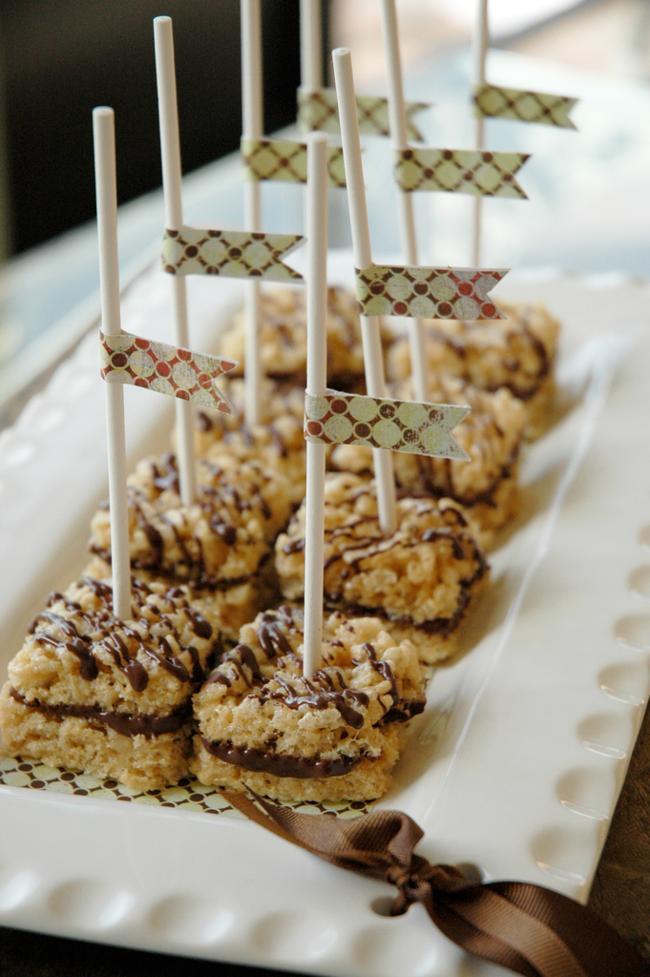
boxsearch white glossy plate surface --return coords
[0,255,648,976]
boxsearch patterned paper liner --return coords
[0,755,371,820]
[241,137,346,189]
[395,147,529,199]
[473,83,577,129]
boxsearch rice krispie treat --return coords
[387,302,560,439]
[275,474,488,664]
[192,381,307,507]
[192,604,426,802]
[330,378,526,549]
[220,285,393,388]
[0,575,222,789]
[89,451,291,636]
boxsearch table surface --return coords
[1,43,649,976]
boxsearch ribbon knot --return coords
[386,857,469,915]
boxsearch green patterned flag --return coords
[297,87,430,142]
[474,83,577,129]
[395,147,529,199]
[241,137,345,188]
[162,227,304,282]
[355,264,507,320]
[304,390,469,461]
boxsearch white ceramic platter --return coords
[0,254,649,977]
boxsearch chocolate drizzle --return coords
[201,737,365,779]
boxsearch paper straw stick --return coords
[333,47,397,534]
[300,0,323,91]
[380,0,428,402]
[241,0,264,426]
[471,0,488,266]
[302,133,329,678]
[153,16,196,506]
[93,107,131,621]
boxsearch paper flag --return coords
[473,83,577,129]
[395,147,529,199]
[305,390,469,461]
[355,264,507,319]
[162,227,304,282]
[241,137,345,188]
[297,88,430,142]
[100,331,236,413]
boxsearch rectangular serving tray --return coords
[0,254,648,977]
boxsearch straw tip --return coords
[154,15,172,28]
[93,106,113,118]
[332,47,350,60]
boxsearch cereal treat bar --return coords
[330,378,526,549]
[387,302,560,439]
[192,604,426,802]
[193,380,307,508]
[275,474,488,664]
[89,451,291,638]
[220,285,393,388]
[0,576,222,789]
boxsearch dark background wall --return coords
[0,0,309,255]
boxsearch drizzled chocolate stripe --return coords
[9,689,189,738]
[201,738,366,779]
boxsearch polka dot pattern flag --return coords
[241,137,346,188]
[304,389,470,461]
[162,226,304,282]
[355,264,507,320]
[297,88,430,142]
[473,83,578,130]
[99,331,237,413]
[395,147,529,199]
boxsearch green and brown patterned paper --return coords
[395,147,529,199]
[355,264,507,320]
[100,331,236,413]
[297,87,430,142]
[162,227,304,282]
[473,83,577,129]
[305,390,469,460]
[241,137,346,188]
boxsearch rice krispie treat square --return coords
[275,474,488,664]
[220,285,393,388]
[90,450,291,589]
[330,378,526,549]
[192,604,426,802]
[387,301,560,439]
[0,576,222,789]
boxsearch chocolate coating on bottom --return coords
[201,737,365,779]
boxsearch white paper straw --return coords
[154,16,196,506]
[333,47,397,535]
[92,107,131,621]
[300,0,322,92]
[241,0,263,427]
[471,0,488,266]
[380,0,428,402]
[302,133,329,678]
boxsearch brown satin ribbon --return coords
[223,792,647,977]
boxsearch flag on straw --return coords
[473,83,577,129]
[305,389,469,461]
[298,88,430,141]
[162,227,304,281]
[395,147,529,199]
[355,264,507,319]
[241,137,345,188]
[100,331,236,413]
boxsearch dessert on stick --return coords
[0,109,225,789]
[192,135,426,802]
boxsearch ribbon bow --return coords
[224,792,647,977]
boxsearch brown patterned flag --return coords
[474,83,578,129]
[297,87,430,142]
[241,137,346,189]
[355,264,507,319]
[162,226,304,282]
[100,331,236,413]
[395,147,529,199]
[304,389,470,461]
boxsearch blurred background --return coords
[1,0,650,421]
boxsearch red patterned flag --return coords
[100,331,236,413]
[355,264,507,320]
